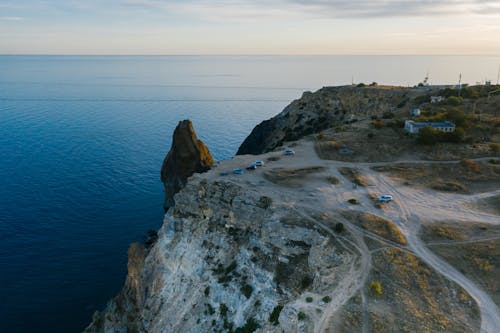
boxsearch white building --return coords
[411,108,421,117]
[430,96,445,104]
[404,120,456,134]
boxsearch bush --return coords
[298,312,307,320]
[234,317,259,333]
[447,96,463,106]
[204,286,210,297]
[461,158,480,172]
[382,111,395,119]
[334,222,345,233]
[414,95,430,104]
[322,296,332,303]
[306,297,313,303]
[240,284,253,299]
[220,303,228,317]
[370,82,378,86]
[417,126,440,145]
[370,281,382,295]
[367,132,374,139]
[356,83,366,88]
[371,120,385,129]
[348,198,360,205]
[269,305,283,326]
[258,196,273,209]
[489,143,500,153]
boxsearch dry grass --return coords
[343,211,407,245]
[263,166,326,187]
[421,221,500,306]
[338,167,369,187]
[372,161,500,194]
[470,194,500,215]
[367,247,480,332]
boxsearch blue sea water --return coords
[0,55,499,333]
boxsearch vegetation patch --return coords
[348,198,360,205]
[338,167,369,186]
[326,176,340,184]
[343,212,407,245]
[298,312,307,320]
[264,166,326,187]
[269,305,283,326]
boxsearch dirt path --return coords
[217,138,499,332]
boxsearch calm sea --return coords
[1,55,499,333]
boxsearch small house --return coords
[410,108,421,117]
[430,96,445,104]
[404,120,456,134]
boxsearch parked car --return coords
[254,160,264,167]
[283,149,295,156]
[233,168,244,175]
[377,195,393,202]
[246,164,257,170]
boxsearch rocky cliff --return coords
[237,85,412,155]
[85,86,498,332]
[160,120,214,211]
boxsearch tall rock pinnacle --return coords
[160,120,214,211]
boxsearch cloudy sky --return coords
[1,0,499,54]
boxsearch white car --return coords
[283,149,295,156]
[233,168,244,175]
[377,195,393,202]
[254,160,264,167]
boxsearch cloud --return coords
[115,0,500,22]
[0,16,23,21]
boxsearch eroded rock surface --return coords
[237,86,411,155]
[160,120,214,211]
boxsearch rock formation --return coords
[160,119,214,211]
[237,86,411,155]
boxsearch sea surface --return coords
[0,55,499,333]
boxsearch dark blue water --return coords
[1,55,498,333]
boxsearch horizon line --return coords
[1,53,500,57]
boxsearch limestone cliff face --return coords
[84,175,350,333]
[160,120,214,211]
[237,86,411,155]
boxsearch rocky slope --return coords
[237,85,414,155]
[160,120,214,211]
[85,86,499,332]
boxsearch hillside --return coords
[85,85,500,333]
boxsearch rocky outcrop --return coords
[160,120,214,211]
[85,243,146,333]
[237,86,411,155]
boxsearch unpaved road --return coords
[216,138,500,332]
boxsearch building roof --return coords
[406,120,455,128]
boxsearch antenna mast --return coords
[458,73,462,97]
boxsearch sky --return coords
[1,0,500,55]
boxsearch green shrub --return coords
[334,222,345,233]
[348,198,360,205]
[298,312,307,320]
[240,284,253,299]
[234,317,259,333]
[417,126,440,145]
[447,96,463,106]
[204,286,210,297]
[382,111,395,119]
[306,297,313,303]
[356,83,366,88]
[269,305,284,326]
[220,303,228,317]
[258,196,273,209]
[322,295,332,303]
